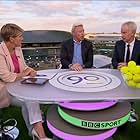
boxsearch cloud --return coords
[0,1,140,32]
[115,1,140,9]
[0,2,12,15]
[14,1,82,17]
[104,8,140,19]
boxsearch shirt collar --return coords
[126,38,135,47]
[73,39,82,44]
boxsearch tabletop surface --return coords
[7,69,140,103]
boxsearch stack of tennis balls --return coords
[120,61,140,88]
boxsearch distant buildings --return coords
[85,33,121,47]
[85,32,140,46]
[0,31,140,69]
[21,30,72,69]
[0,30,72,69]
[85,33,140,57]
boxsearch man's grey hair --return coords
[122,21,137,33]
[71,23,83,33]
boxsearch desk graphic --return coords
[49,71,121,92]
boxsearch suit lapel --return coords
[131,39,138,60]
[81,40,85,61]
[69,39,74,62]
[120,41,125,61]
[1,42,15,72]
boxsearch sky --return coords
[0,0,140,33]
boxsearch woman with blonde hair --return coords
[0,23,51,140]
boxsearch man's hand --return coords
[70,63,83,71]
[117,62,127,70]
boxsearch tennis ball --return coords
[120,66,129,74]
[134,66,140,74]
[127,80,136,87]
[128,61,136,68]
[133,74,140,83]
[124,72,133,81]
[136,83,140,88]
[128,67,136,74]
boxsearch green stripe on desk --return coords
[58,106,130,130]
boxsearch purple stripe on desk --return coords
[58,100,118,111]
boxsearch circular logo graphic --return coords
[49,71,121,92]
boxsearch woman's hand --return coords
[30,69,37,77]
[22,68,32,76]
[23,68,37,77]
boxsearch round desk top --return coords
[7,69,140,102]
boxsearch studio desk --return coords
[7,69,140,140]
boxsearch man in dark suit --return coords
[112,21,140,69]
[112,21,139,122]
[54,23,93,140]
[60,23,93,70]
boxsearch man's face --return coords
[121,25,135,43]
[72,25,84,42]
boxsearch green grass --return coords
[1,102,140,140]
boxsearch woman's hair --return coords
[0,23,24,41]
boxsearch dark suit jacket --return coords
[112,38,140,69]
[60,38,93,69]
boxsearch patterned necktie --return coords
[126,44,130,63]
